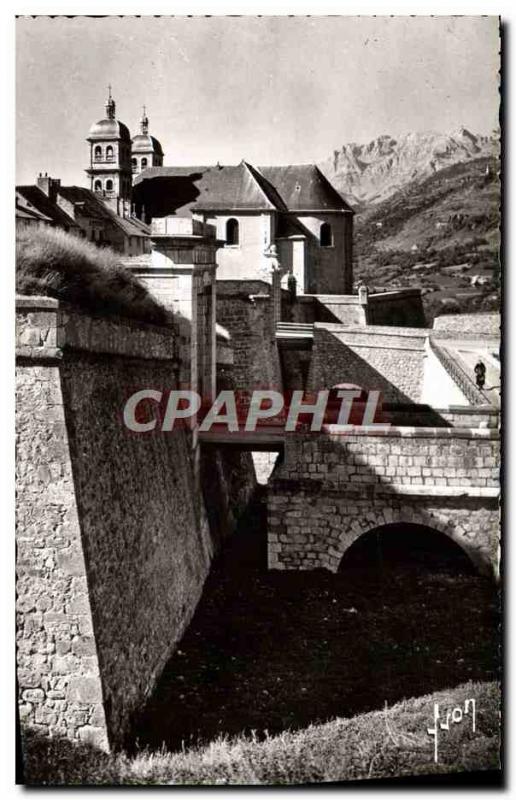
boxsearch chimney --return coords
[37,174,61,203]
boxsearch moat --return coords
[130,488,500,754]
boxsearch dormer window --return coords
[320,222,333,248]
[226,218,239,246]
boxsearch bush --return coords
[16,227,171,326]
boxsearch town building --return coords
[16,174,150,255]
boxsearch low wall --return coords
[268,428,500,576]
[16,296,254,751]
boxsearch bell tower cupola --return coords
[86,87,132,216]
[131,106,164,180]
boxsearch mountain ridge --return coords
[318,128,499,206]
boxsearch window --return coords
[94,180,102,192]
[141,157,148,170]
[320,222,333,247]
[94,145,102,160]
[132,157,137,171]
[105,179,114,192]
[106,145,114,161]
[226,218,239,246]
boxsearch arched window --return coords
[94,179,102,192]
[141,157,148,170]
[226,218,239,246]
[132,157,137,171]
[105,179,114,193]
[106,145,114,161]
[320,222,333,247]
[94,145,102,160]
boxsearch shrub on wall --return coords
[16,227,171,326]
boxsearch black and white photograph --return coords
[14,13,501,787]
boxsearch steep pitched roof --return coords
[258,165,354,212]
[16,186,80,230]
[16,192,53,223]
[133,161,354,216]
[58,186,149,237]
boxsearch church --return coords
[17,89,355,293]
[87,89,354,295]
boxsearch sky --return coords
[16,15,500,186]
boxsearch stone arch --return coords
[330,503,490,576]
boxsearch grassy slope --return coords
[354,156,500,319]
[24,681,500,785]
[16,227,170,326]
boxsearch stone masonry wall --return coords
[16,297,255,751]
[268,429,500,576]
[216,286,283,401]
[307,325,428,402]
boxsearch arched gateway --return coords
[267,427,500,579]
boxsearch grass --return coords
[16,226,171,326]
[22,681,501,785]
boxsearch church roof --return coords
[132,134,164,156]
[133,161,353,215]
[258,165,354,212]
[88,118,131,142]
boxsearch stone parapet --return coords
[16,295,176,362]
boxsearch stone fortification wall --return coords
[216,283,283,399]
[433,312,501,335]
[307,324,428,402]
[16,296,254,751]
[268,428,500,576]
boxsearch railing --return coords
[429,337,489,406]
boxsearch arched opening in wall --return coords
[106,145,114,161]
[94,179,102,193]
[338,522,477,577]
[141,157,148,170]
[105,179,114,193]
[320,222,333,247]
[132,157,137,172]
[225,218,239,246]
[94,145,102,160]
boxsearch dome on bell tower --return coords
[86,87,132,210]
[131,107,164,178]
[87,87,131,143]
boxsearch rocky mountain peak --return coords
[321,129,498,205]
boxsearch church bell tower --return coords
[86,87,133,216]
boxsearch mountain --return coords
[352,155,501,321]
[319,128,499,206]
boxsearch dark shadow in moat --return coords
[128,490,500,755]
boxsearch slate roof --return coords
[16,192,53,223]
[16,186,80,230]
[58,186,150,237]
[258,165,354,212]
[133,161,353,215]
[16,185,150,238]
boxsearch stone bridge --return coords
[267,425,500,577]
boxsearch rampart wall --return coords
[16,296,255,751]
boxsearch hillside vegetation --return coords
[353,156,500,321]
[16,227,171,326]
